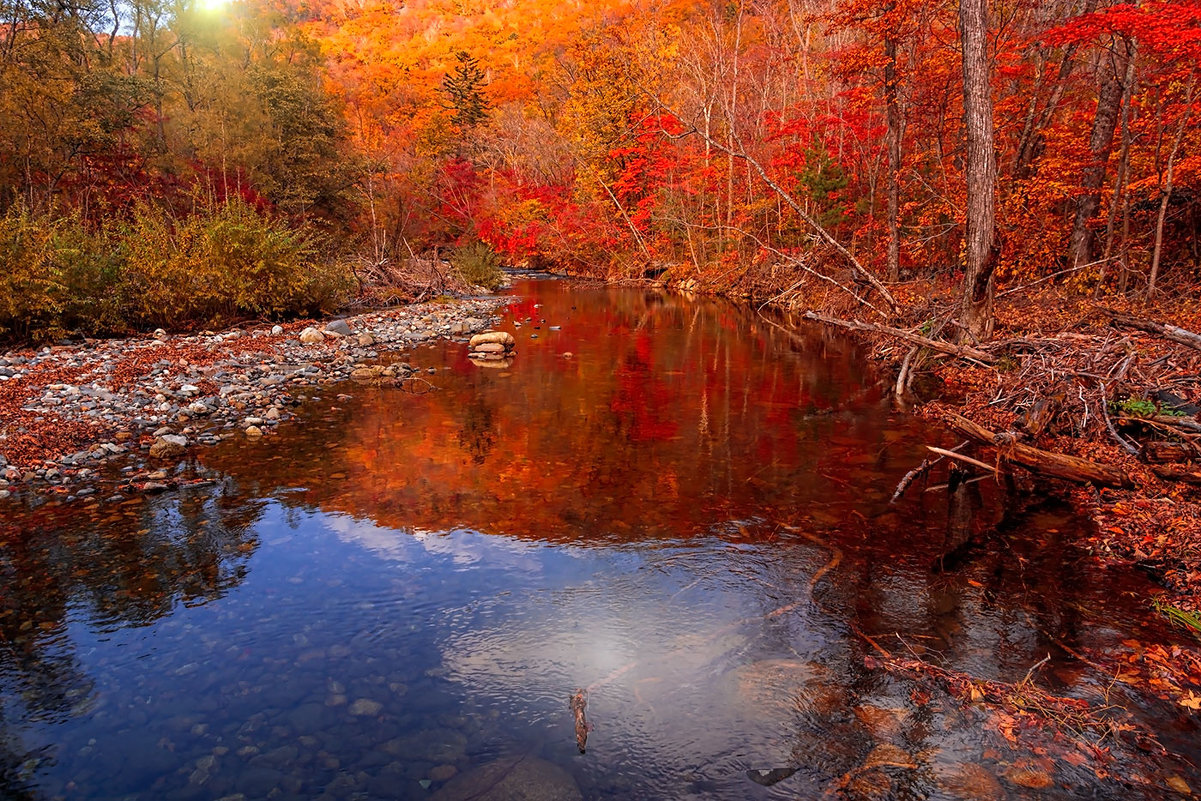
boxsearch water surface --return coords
[1,280,1197,800]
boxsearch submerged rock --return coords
[431,755,582,801]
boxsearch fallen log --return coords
[1101,308,1201,352]
[945,412,1134,489]
[1152,466,1201,485]
[1141,441,1196,464]
[801,312,996,364]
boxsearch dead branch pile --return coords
[347,252,479,307]
[809,292,1201,609]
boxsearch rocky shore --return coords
[0,297,506,500]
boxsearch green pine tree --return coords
[441,51,491,130]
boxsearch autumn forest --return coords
[1,0,1199,342]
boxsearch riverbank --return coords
[0,296,506,499]
[671,271,1201,611]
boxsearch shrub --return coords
[0,206,124,341]
[121,199,352,328]
[450,240,505,291]
[0,199,353,342]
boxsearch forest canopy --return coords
[1,0,1198,339]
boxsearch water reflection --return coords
[0,280,1195,800]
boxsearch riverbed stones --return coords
[299,327,325,344]
[149,434,188,459]
[431,756,582,801]
[0,295,503,494]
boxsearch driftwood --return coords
[802,312,996,364]
[1102,308,1201,352]
[570,690,589,754]
[1152,466,1201,485]
[945,412,1134,488]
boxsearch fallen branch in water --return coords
[926,446,996,473]
[945,412,1134,488]
[876,650,1144,748]
[890,441,970,502]
[570,690,589,754]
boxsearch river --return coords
[0,278,1197,799]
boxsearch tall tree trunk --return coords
[1098,44,1138,293]
[958,0,998,340]
[1149,73,1196,295]
[884,31,902,282]
[1067,40,1132,269]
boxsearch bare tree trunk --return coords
[958,0,998,340]
[884,31,903,282]
[1067,39,1132,269]
[1098,44,1138,293]
[1149,73,1196,295]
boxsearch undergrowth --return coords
[0,199,352,342]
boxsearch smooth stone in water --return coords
[349,698,382,716]
[431,756,582,801]
[149,434,187,459]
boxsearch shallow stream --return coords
[1,279,1197,800]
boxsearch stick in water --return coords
[570,689,589,754]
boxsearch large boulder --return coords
[299,327,325,344]
[432,756,581,801]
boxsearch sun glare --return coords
[197,0,230,13]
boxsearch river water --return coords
[0,279,1197,800]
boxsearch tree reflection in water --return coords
[0,484,261,794]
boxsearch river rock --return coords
[472,342,507,354]
[149,434,187,459]
[299,327,325,344]
[245,426,263,438]
[357,333,374,346]
[325,319,353,337]
[469,331,515,349]
[348,698,382,716]
[431,756,582,801]
[271,324,284,335]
